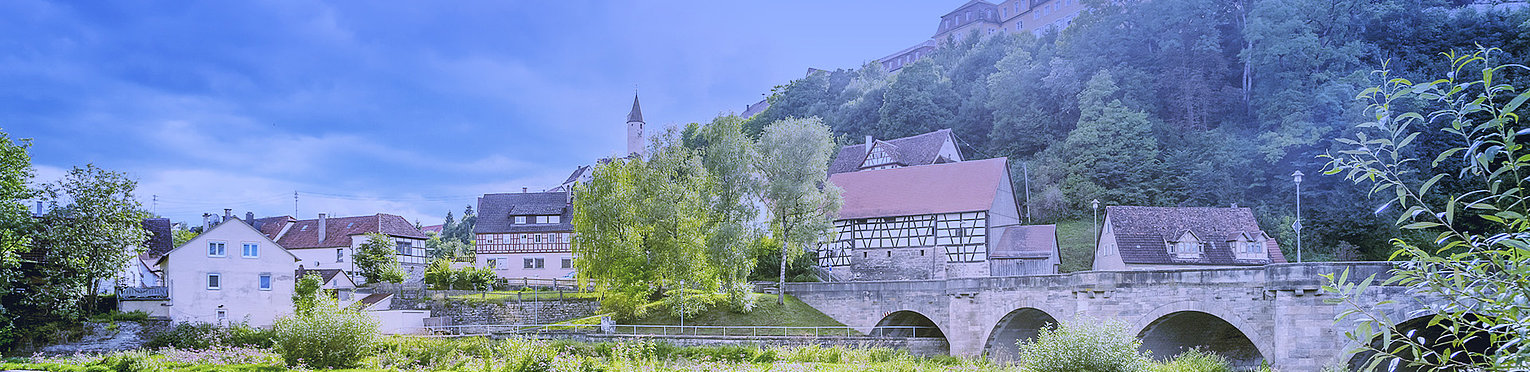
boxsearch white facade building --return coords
[152,216,299,327]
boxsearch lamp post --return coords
[1292,170,1304,263]
[1091,199,1101,251]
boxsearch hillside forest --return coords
[741,0,1530,261]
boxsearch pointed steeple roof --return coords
[627,94,644,123]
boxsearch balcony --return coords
[118,286,169,300]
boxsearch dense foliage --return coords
[744,0,1530,260]
[1324,48,1530,371]
[353,232,406,284]
[1015,318,1150,372]
[145,322,275,350]
[422,258,495,290]
[272,271,380,369]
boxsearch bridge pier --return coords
[787,263,1432,370]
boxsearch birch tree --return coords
[754,117,841,304]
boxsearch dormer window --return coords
[1169,231,1202,257]
[1232,232,1269,260]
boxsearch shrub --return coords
[271,298,378,368]
[145,322,273,349]
[1016,318,1150,372]
[1153,349,1230,372]
[87,310,149,323]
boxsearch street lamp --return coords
[1292,170,1304,263]
[1091,199,1101,252]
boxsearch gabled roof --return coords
[828,129,959,174]
[156,217,299,264]
[140,218,174,259]
[990,224,1058,259]
[1105,206,1288,266]
[830,157,1008,220]
[250,216,296,240]
[295,267,355,289]
[474,191,574,234]
[269,214,426,249]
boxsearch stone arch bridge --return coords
[784,263,1434,371]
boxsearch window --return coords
[396,241,412,256]
[524,258,535,268]
[242,243,258,258]
[259,273,272,290]
[336,248,344,262]
[208,242,226,257]
[489,258,498,269]
[514,216,526,224]
[207,273,221,290]
[561,258,572,269]
[535,234,543,243]
[534,258,545,268]
[550,215,561,224]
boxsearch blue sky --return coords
[0,1,959,226]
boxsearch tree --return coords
[28,165,148,318]
[171,227,199,248]
[697,115,762,309]
[0,130,31,348]
[353,232,405,284]
[1323,48,1530,370]
[877,59,957,139]
[755,117,842,304]
[292,273,323,316]
[1058,70,1163,209]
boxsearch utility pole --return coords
[151,195,157,215]
[1293,170,1304,263]
[294,191,299,217]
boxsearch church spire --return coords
[626,92,645,157]
[627,93,644,123]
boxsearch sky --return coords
[0,1,960,226]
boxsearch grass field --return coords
[1054,219,1096,273]
[625,293,846,328]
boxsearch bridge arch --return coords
[1346,313,1495,371]
[872,310,950,355]
[982,307,1059,362]
[1134,302,1269,369]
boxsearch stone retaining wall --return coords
[427,299,599,326]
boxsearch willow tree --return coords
[754,116,842,304]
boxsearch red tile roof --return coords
[991,224,1057,259]
[828,157,1008,220]
[268,213,425,249]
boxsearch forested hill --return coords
[740,0,1530,261]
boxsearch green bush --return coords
[271,298,379,369]
[1153,349,1230,372]
[145,322,273,349]
[88,310,149,323]
[1016,318,1150,372]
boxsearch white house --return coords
[250,213,430,283]
[151,214,299,327]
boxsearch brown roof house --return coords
[1092,206,1288,271]
[251,213,430,284]
[820,157,1059,280]
[472,190,576,280]
[828,129,963,175]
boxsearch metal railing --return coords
[422,323,942,338]
[117,286,169,300]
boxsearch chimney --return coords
[865,135,873,145]
[318,213,328,243]
[202,213,211,231]
[223,208,232,221]
[245,211,254,223]
[522,187,528,193]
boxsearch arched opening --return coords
[1347,314,1496,371]
[871,310,949,355]
[983,308,1058,362]
[1137,311,1264,369]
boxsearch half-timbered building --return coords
[473,191,575,280]
[820,157,1058,280]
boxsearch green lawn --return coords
[1055,219,1096,273]
[621,293,847,335]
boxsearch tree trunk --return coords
[778,239,787,305]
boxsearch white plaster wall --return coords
[1093,217,1127,271]
[162,221,297,327]
[478,252,576,280]
[372,310,430,335]
[290,246,355,273]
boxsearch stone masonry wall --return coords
[428,299,599,326]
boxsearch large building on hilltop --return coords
[1093,206,1288,271]
[882,0,1086,72]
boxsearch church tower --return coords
[626,93,645,157]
